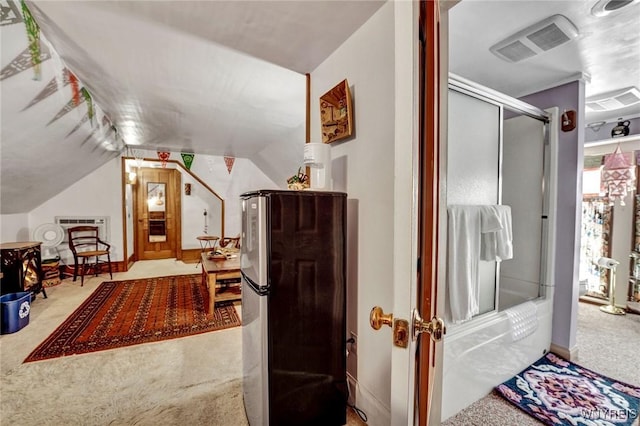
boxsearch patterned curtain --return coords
[579,197,612,299]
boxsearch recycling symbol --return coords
[19,301,30,319]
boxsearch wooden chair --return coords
[68,226,113,286]
[219,237,240,249]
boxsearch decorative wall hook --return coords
[561,109,576,132]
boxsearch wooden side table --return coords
[200,254,241,314]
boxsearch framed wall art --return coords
[320,79,353,144]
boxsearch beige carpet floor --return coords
[2,261,637,425]
[0,259,366,426]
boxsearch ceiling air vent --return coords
[586,87,640,111]
[490,15,579,63]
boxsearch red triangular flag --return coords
[69,72,80,106]
[224,156,235,174]
[157,151,170,168]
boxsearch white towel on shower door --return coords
[447,205,501,323]
[480,205,513,262]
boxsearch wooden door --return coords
[135,168,182,260]
[417,0,445,424]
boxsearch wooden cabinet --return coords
[0,242,47,299]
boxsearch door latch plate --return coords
[393,319,409,348]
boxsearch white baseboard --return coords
[349,375,391,426]
[550,343,579,361]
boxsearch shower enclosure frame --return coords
[448,73,552,318]
[441,75,559,421]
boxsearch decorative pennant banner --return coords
[69,72,80,105]
[22,68,70,111]
[181,152,195,170]
[79,127,98,147]
[1,0,23,26]
[80,87,94,123]
[47,95,85,126]
[21,0,42,80]
[65,113,89,138]
[157,151,170,168]
[224,156,235,174]
[0,44,50,81]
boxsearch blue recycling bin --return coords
[0,291,31,334]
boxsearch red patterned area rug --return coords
[24,274,241,362]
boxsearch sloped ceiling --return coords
[0,0,385,214]
[2,0,639,215]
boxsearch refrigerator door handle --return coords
[241,270,269,296]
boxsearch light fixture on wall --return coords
[126,170,137,185]
[602,143,635,205]
[125,144,139,184]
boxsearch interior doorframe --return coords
[416,0,451,425]
[388,0,444,424]
[121,157,184,266]
[133,166,182,261]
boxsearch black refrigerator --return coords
[240,190,347,426]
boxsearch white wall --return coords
[311,2,395,424]
[251,124,305,189]
[4,152,277,263]
[0,213,30,242]
[29,158,123,264]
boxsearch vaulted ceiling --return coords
[2,0,639,214]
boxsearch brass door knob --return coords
[413,309,446,342]
[370,306,393,330]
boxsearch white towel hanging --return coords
[480,205,513,262]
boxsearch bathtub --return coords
[440,297,553,421]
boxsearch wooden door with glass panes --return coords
[135,168,181,260]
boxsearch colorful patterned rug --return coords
[24,274,240,362]
[496,352,640,426]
